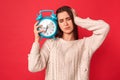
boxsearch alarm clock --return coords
[36,10,58,39]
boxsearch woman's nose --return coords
[64,21,68,26]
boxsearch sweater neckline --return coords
[59,38,80,44]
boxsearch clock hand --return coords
[45,25,49,32]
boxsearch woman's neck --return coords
[62,33,75,41]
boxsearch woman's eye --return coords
[66,17,71,21]
[59,19,63,23]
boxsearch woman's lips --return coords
[64,27,70,30]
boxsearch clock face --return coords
[38,19,57,38]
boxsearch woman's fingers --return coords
[34,22,43,33]
[34,22,45,42]
[34,21,39,26]
[71,8,78,17]
[37,29,45,33]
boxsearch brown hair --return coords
[55,6,78,40]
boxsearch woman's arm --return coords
[74,16,110,56]
[28,40,51,72]
[28,22,50,72]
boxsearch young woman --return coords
[28,6,110,80]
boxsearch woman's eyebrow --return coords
[58,18,63,21]
[66,16,71,19]
[58,16,70,21]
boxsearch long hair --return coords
[55,6,78,40]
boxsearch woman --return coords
[28,6,110,80]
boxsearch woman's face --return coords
[57,11,74,34]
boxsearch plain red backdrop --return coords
[0,0,120,80]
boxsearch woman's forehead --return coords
[57,11,70,19]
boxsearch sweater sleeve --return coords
[75,17,110,56]
[28,39,51,72]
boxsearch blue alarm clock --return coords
[36,10,58,39]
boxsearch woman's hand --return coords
[34,22,44,42]
[71,8,78,18]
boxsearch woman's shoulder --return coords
[43,38,60,49]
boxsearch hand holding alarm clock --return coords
[36,10,58,39]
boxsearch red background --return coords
[0,0,120,80]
